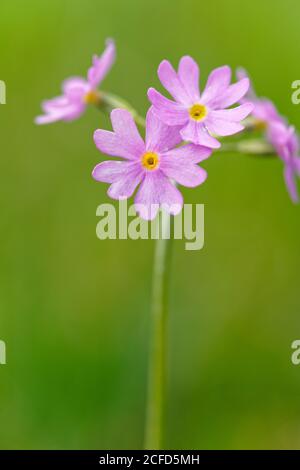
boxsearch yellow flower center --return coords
[84,90,101,105]
[141,152,159,171]
[254,119,267,131]
[189,104,207,121]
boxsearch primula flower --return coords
[147,56,253,149]
[268,121,300,203]
[92,107,212,220]
[35,39,115,125]
[236,68,284,129]
[237,69,300,202]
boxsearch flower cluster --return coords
[36,39,300,216]
[93,56,255,219]
[238,68,300,202]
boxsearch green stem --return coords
[96,94,172,449]
[99,91,145,127]
[218,139,275,156]
[93,93,275,450]
[144,212,174,450]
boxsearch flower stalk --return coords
[100,91,146,127]
[218,139,275,156]
[145,212,174,450]
[36,43,300,451]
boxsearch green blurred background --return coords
[0,0,300,450]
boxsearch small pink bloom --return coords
[92,108,212,220]
[237,69,300,203]
[268,121,300,203]
[148,57,253,149]
[35,39,115,124]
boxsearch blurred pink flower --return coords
[92,108,212,220]
[237,69,300,202]
[268,122,300,203]
[35,39,115,125]
[148,57,253,149]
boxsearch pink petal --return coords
[180,121,221,148]
[215,78,250,108]
[35,112,66,125]
[94,130,140,160]
[92,160,138,183]
[287,130,299,158]
[145,107,182,152]
[178,56,200,102]
[108,170,143,200]
[148,88,188,125]
[267,121,288,147]
[92,160,142,200]
[134,172,183,220]
[236,67,257,101]
[210,103,253,122]
[157,60,190,104]
[201,65,231,105]
[87,39,116,88]
[160,158,207,187]
[284,165,299,203]
[35,102,85,125]
[162,143,212,163]
[293,156,300,176]
[157,174,184,214]
[134,173,160,220]
[42,96,69,112]
[205,116,244,136]
[62,77,89,100]
[62,104,86,121]
[110,108,145,157]
[255,100,282,123]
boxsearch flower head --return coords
[147,57,253,149]
[35,39,115,125]
[92,108,212,220]
[268,121,300,203]
[237,69,300,202]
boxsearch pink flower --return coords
[35,39,115,125]
[237,69,300,202]
[236,68,284,127]
[92,108,212,220]
[268,122,300,203]
[147,57,253,149]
